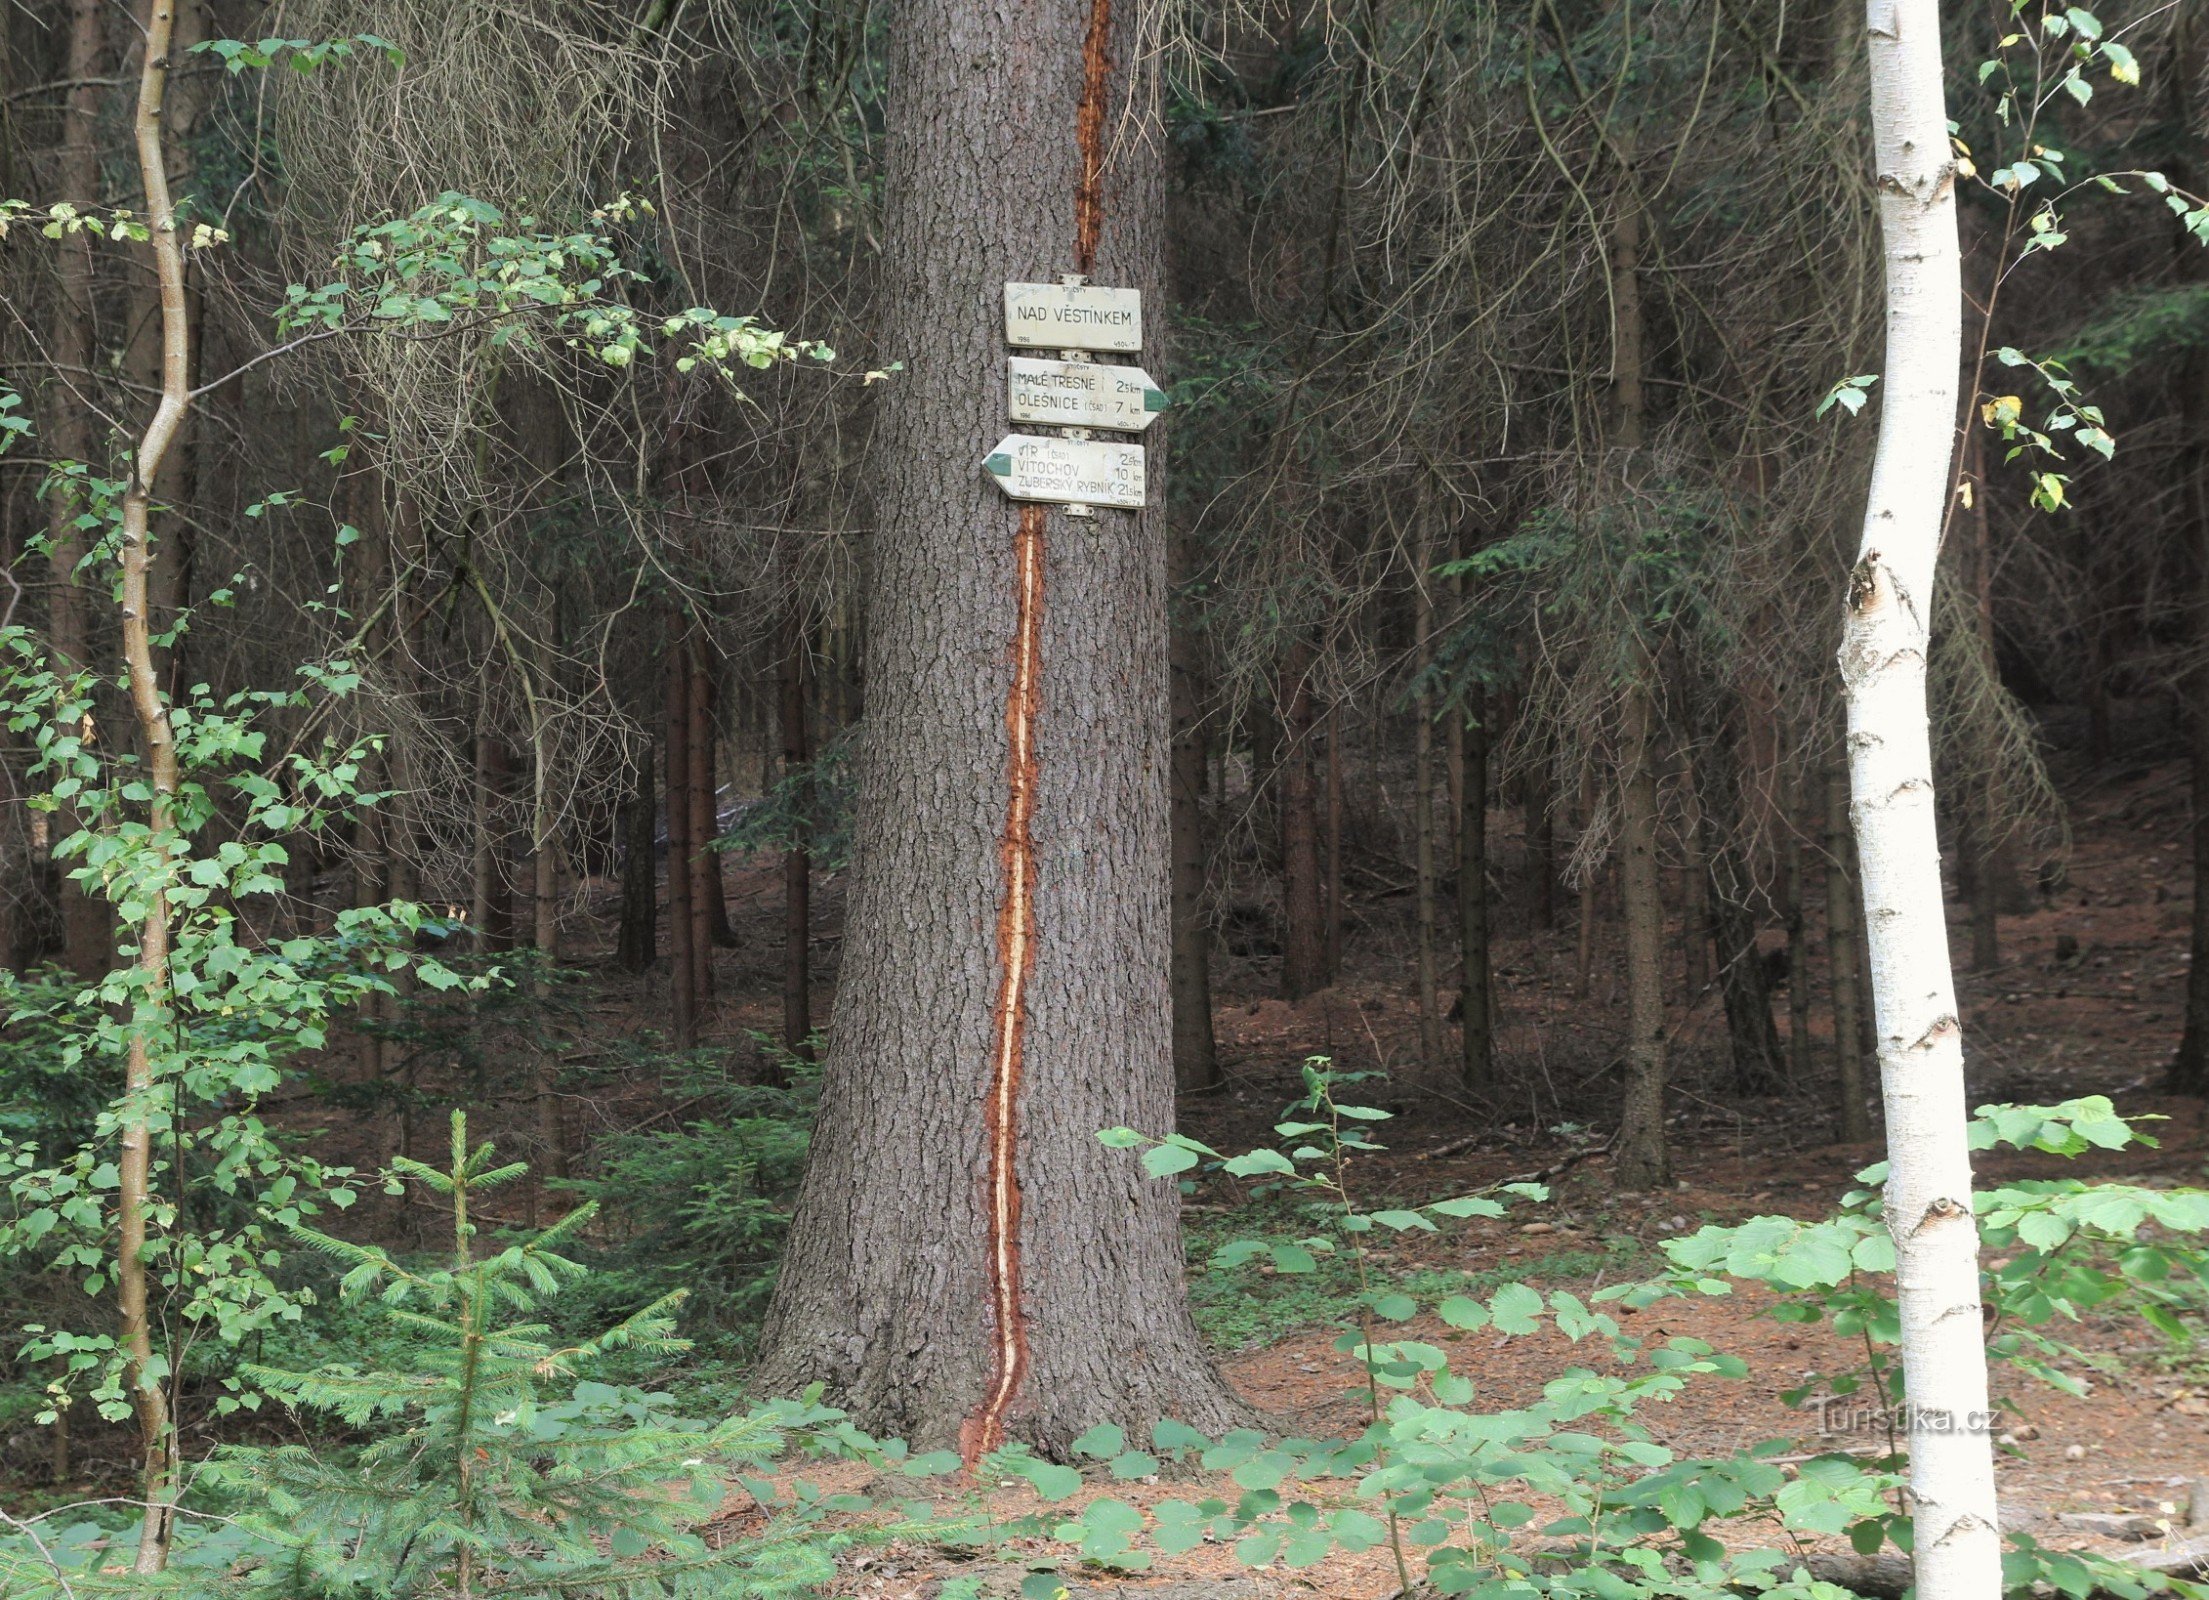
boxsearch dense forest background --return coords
[1,1,2208,1596]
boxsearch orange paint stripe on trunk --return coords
[964,503,1047,1468]
[1072,0,1114,276]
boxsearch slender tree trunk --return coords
[1527,748,1557,936]
[1963,433,2013,970]
[1168,526,1218,1090]
[117,2,190,1567]
[48,0,110,983]
[1608,141,1668,1188]
[1825,767,1871,1138]
[690,640,727,978]
[664,633,696,1048]
[752,0,1240,1453]
[615,752,657,973]
[1697,694,1787,1093]
[1413,558,1442,1063]
[1680,781,1712,1000]
[779,604,814,1065]
[1279,644,1326,999]
[1324,703,1344,977]
[1843,9,2002,1593]
[529,824,566,1187]
[2168,8,2209,1096]
[1614,680,1670,1189]
[1575,777,1600,999]
[1460,686,1492,1090]
[471,728,514,950]
[1785,768,1814,1086]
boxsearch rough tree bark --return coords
[752,0,1242,1454]
[1825,768,1872,1138]
[1841,5,2003,1595]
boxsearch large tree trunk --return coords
[1842,7,2002,1596]
[1168,525,1218,1091]
[752,0,1240,1456]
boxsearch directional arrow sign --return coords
[1003,281,1142,353]
[1006,356,1167,433]
[981,433,1146,510]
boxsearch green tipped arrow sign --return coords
[981,433,1146,509]
[1005,357,1167,433]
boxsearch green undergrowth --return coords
[1187,1196,1651,1350]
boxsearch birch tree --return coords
[1840,4,2001,1596]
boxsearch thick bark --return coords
[752,0,1240,1454]
[615,753,657,974]
[779,605,813,1064]
[1842,8,2002,1595]
[1168,527,1218,1091]
[1614,681,1670,1190]
[1459,687,1493,1090]
[1278,644,1327,998]
[664,633,697,1048]
[48,0,111,983]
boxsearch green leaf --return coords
[1071,1422,1125,1458]
[1489,1282,1544,1335]
[1142,1143,1201,1178]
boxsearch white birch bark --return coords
[1840,5,2000,1599]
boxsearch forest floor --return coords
[11,752,2207,1595]
[764,748,2209,1597]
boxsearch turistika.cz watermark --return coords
[1811,1397,1999,1435]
